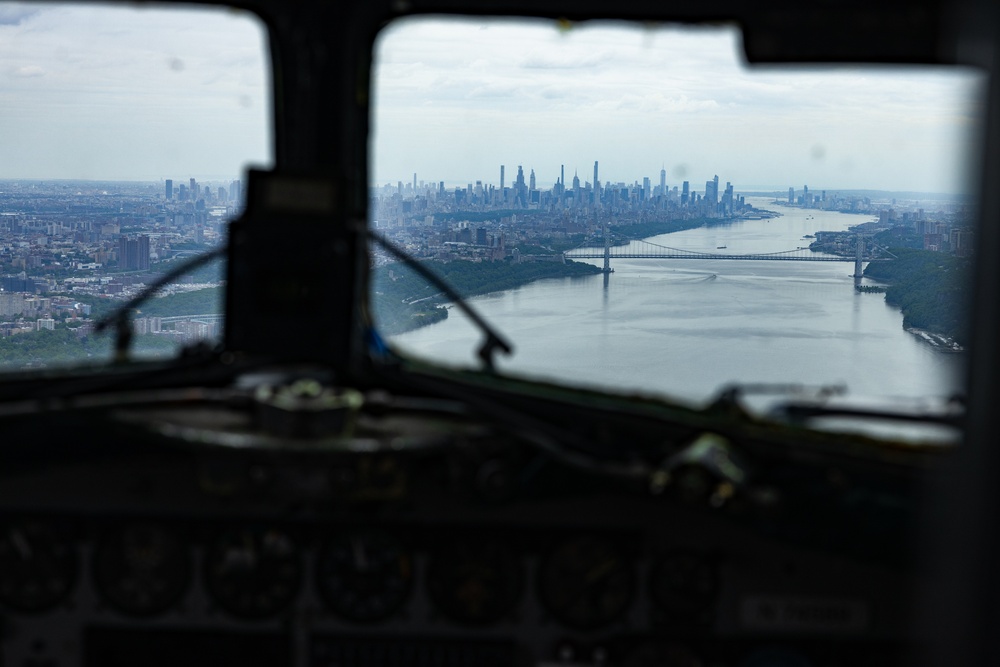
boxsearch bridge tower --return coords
[602,218,611,273]
[853,233,865,278]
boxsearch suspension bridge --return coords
[564,234,891,278]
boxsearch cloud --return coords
[10,65,44,78]
[520,51,606,70]
[0,4,38,26]
[372,17,983,193]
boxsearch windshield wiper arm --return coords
[770,401,964,429]
[94,247,226,362]
[367,231,513,371]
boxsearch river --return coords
[389,198,964,412]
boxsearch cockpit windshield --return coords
[369,17,984,441]
[0,2,270,368]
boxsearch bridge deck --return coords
[565,252,883,262]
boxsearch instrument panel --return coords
[0,518,699,627]
[0,405,916,667]
[0,511,908,667]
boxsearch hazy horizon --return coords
[373,18,985,196]
[0,5,985,194]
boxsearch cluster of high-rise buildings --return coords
[164,177,242,206]
[785,185,976,257]
[374,162,749,222]
[370,164,762,264]
[0,178,242,345]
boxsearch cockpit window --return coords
[369,17,984,438]
[0,2,270,368]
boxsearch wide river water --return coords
[390,198,964,410]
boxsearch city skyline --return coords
[371,163,969,200]
[374,18,984,195]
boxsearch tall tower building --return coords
[643,177,651,200]
[118,235,150,271]
[529,169,536,191]
[789,187,795,203]
[500,165,505,192]
[413,173,417,193]
[593,161,600,205]
[706,176,719,205]
[165,179,173,200]
[561,165,565,193]
[515,166,527,207]
[660,167,666,197]
[682,181,690,206]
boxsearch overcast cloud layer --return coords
[0,7,984,192]
[373,18,985,194]
[0,2,271,181]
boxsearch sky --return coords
[0,2,272,181]
[372,18,986,194]
[0,6,985,193]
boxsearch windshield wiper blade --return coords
[367,231,513,371]
[94,247,226,362]
[770,401,964,429]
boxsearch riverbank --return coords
[372,258,602,335]
[906,327,964,352]
[863,248,969,348]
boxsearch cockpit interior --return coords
[0,0,998,666]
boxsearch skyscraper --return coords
[643,177,651,200]
[165,179,173,200]
[593,161,599,203]
[682,181,690,206]
[500,165,505,191]
[529,169,536,192]
[660,167,666,197]
[515,166,527,207]
[118,235,150,271]
[706,176,719,206]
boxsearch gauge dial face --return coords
[93,523,191,617]
[204,526,301,619]
[0,521,77,612]
[539,537,635,629]
[427,540,523,625]
[317,530,412,623]
[650,553,716,618]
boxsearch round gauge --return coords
[650,553,716,619]
[93,523,191,617]
[539,537,635,630]
[0,521,77,613]
[204,526,301,619]
[427,540,523,625]
[317,530,412,623]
